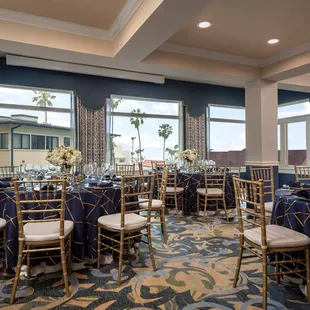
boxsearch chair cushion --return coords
[166,187,184,193]
[264,201,274,213]
[24,220,74,242]
[98,213,147,231]
[197,188,223,195]
[244,224,310,248]
[0,217,6,229]
[139,198,162,209]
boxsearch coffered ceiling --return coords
[0,0,310,91]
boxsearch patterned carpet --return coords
[0,215,309,309]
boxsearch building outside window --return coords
[108,95,183,168]
[0,85,74,166]
[0,133,8,149]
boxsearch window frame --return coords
[13,133,30,149]
[63,136,71,147]
[31,134,46,150]
[0,133,8,149]
[46,135,60,150]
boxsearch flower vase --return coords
[184,160,193,172]
[60,166,73,185]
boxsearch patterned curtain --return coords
[184,106,206,161]
[76,96,106,165]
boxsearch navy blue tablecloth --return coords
[0,186,122,269]
[272,189,310,237]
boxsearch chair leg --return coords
[203,195,207,217]
[196,193,200,216]
[222,196,229,222]
[10,240,24,304]
[26,246,31,279]
[3,228,7,271]
[306,248,310,303]
[275,253,280,284]
[60,239,70,297]
[160,207,167,244]
[97,226,101,269]
[233,243,244,288]
[174,193,179,220]
[117,231,125,286]
[262,249,268,310]
[67,233,72,274]
[147,224,156,271]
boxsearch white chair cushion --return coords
[166,187,184,193]
[24,220,74,242]
[197,188,223,196]
[98,213,147,231]
[244,224,310,248]
[0,217,6,229]
[264,201,274,213]
[139,198,162,209]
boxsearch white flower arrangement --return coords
[45,146,82,168]
[180,148,198,163]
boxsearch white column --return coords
[245,79,278,166]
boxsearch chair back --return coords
[295,165,310,182]
[0,166,21,178]
[120,175,155,227]
[250,167,274,201]
[204,167,226,192]
[151,160,165,169]
[233,177,267,247]
[116,164,135,176]
[13,179,67,240]
[137,162,144,176]
[155,163,177,192]
[158,167,168,202]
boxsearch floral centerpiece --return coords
[46,146,82,174]
[180,148,197,169]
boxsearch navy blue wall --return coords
[1,58,310,116]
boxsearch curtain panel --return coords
[76,96,106,165]
[184,106,206,161]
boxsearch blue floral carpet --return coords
[0,216,309,309]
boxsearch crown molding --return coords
[158,42,310,68]
[0,0,143,40]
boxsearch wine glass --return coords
[109,165,115,179]
[83,164,91,183]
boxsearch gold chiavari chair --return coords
[115,164,135,176]
[250,167,274,214]
[197,167,228,221]
[151,160,165,169]
[139,167,168,244]
[0,166,21,178]
[233,176,310,310]
[97,175,156,285]
[295,165,310,182]
[137,162,144,176]
[10,179,73,304]
[155,163,184,220]
[0,217,6,273]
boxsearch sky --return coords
[0,86,72,128]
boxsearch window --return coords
[207,105,245,166]
[13,134,30,149]
[108,96,182,164]
[0,133,8,149]
[46,136,59,150]
[63,137,71,147]
[278,100,310,166]
[31,135,45,150]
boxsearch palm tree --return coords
[111,98,121,134]
[158,124,173,160]
[130,109,145,163]
[32,91,56,124]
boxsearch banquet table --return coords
[176,171,236,214]
[0,185,123,269]
[271,188,310,237]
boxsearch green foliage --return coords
[166,144,179,162]
[158,123,173,160]
[32,91,56,124]
[130,109,145,163]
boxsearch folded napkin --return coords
[287,181,310,189]
[293,189,310,199]
[97,180,113,187]
[41,184,55,191]
[0,177,12,182]
[0,181,10,188]
[112,176,122,182]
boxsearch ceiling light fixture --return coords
[197,21,212,28]
[268,38,279,44]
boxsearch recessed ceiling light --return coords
[197,21,212,29]
[268,38,279,44]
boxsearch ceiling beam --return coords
[113,0,214,61]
